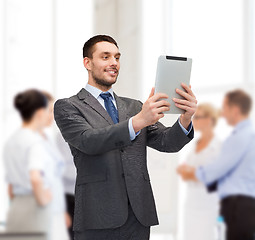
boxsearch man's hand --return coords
[132,87,170,133]
[176,164,197,181]
[173,83,197,130]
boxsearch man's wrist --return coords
[180,115,192,130]
[132,114,146,133]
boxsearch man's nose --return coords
[109,56,118,66]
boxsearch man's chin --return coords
[94,77,117,88]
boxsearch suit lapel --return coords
[77,88,113,125]
[114,93,129,122]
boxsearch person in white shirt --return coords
[40,91,70,240]
[4,89,52,239]
[177,103,221,240]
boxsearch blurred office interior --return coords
[0,0,255,239]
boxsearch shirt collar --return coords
[85,83,114,100]
[232,118,252,134]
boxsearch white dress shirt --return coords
[180,136,221,240]
[4,128,48,195]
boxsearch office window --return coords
[172,0,244,90]
[142,0,246,101]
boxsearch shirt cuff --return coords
[178,118,193,135]
[195,166,207,184]
[128,117,140,141]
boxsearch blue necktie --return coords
[100,92,119,124]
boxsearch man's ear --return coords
[83,57,91,71]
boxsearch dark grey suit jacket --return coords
[54,88,193,231]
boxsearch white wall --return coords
[0,0,6,230]
[94,0,144,100]
[0,0,93,225]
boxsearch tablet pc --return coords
[154,55,192,114]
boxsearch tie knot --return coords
[100,92,112,100]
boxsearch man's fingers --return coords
[178,83,196,98]
[174,96,197,112]
[153,99,170,108]
[149,87,155,98]
[181,83,192,94]
[176,88,196,103]
[148,88,168,102]
[157,113,165,120]
[150,92,169,102]
[173,96,197,113]
[174,103,192,112]
[172,98,195,107]
[155,106,170,114]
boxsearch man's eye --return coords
[115,57,120,60]
[103,56,108,59]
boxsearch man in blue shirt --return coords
[177,89,255,240]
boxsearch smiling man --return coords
[54,35,197,240]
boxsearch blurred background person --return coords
[40,91,70,240]
[177,103,221,240]
[3,89,52,239]
[178,89,255,240]
[55,132,76,240]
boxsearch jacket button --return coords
[122,173,125,178]
[120,149,124,153]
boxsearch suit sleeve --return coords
[146,121,194,153]
[54,99,132,155]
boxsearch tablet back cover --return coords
[155,55,192,114]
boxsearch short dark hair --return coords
[226,89,252,115]
[83,35,118,59]
[14,89,48,122]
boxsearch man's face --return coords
[86,41,121,88]
[222,97,235,125]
